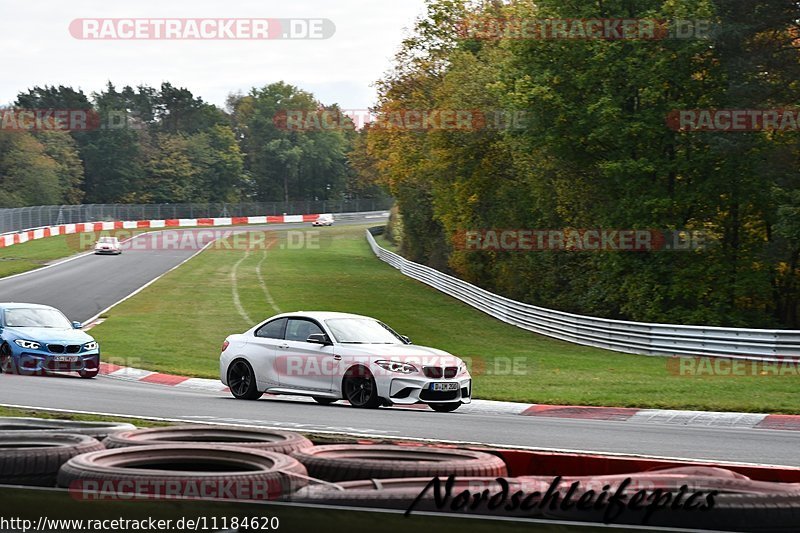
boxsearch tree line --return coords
[0,81,382,207]
[350,0,800,328]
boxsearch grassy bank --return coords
[89,224,800,413]
[0,405,167,427]
[0,234,84,278]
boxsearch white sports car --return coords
[312,214,334,226]
[94,236,122,255]
[220,312,472,412]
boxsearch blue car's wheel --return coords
[0,344,17,374]
[79,355,100,379]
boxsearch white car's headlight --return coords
[14,339,40,350]
[375,360,417,374]
[83,341,98,351]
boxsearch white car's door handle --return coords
[333,355,342,361]
[279,344,290,350]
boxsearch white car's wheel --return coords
[430,403,460,413]
[227,360,262,401]
[342,367,381,409]
[313,397,337,405]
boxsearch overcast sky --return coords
[0,0,428,110]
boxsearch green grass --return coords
[0,405,168,427]
[89,224,800,414]
[0,405,421,445]
[375,233,399,251]
[0,234,84,278]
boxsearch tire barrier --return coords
[0,432,105,486]
[291,475,546,509]
[293,466,800,531]
[58,445,308,501]
[0,417,136,440]
[291,444,508,482]
[1,416,799,530]
[103,425,313,455]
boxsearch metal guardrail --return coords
[0,199,394,235]
[366,229,800,360]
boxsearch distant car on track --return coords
[312,214,335,227]
[94,236,122,255]
[220,311,472,412]
[0,303,100,379]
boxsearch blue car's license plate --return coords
[53,356,79,362]
[431,382,459,391]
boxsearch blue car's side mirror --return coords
[72,321,82,330]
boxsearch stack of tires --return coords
[285,445,800,532]
[0,417,135,487]
[2,419,800,531]
[0,419,313,501]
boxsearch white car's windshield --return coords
[325,318,403,344]
[98,237,118,243]
[5,308,71,328]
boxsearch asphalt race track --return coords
[0,219,375,324]
[1,373,799,467]
[1,215,799,468]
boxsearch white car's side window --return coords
[285,319,324,342]
[255,318,286,339]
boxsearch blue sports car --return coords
[0,303,100,378]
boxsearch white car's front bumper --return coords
[382,376,472,405]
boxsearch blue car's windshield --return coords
[4,308,71,328]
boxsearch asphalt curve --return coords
[0,221,371,323]
[1,373,799,467]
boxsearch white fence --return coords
[366,229,800,360]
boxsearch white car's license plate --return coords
[431,382,459,391]
[53,356,79,362]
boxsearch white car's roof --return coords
[267,311,375,321]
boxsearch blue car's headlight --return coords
[83,341,98,351]
[14,339,40,350]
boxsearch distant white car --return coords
[312,214,334,226]
[220,311,472,412]
[94,236,122,255]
